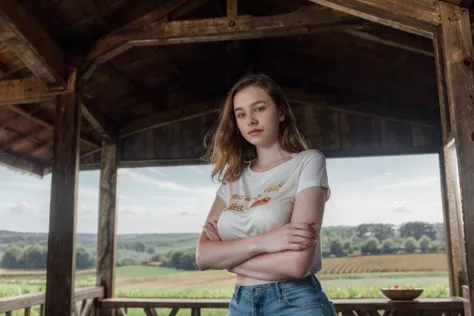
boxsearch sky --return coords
[0,153,445,234]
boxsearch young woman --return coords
[196,73,336,316]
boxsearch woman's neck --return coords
[252,144,294,171]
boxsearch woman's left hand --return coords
[203,220,222,241]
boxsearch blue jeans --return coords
[227,274,337,316]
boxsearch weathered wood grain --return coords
[437,3,474,315]
[44,70,81,316]
[308,0,440,38]
[0,0,66,86]
[96,142,119,316]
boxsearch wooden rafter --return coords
[81,97,116,144]
[0,150,44,176]
[344,28,434,57]
[0,0,66,86]
[308,0,440,38]
[0,77,71,106]
[82,6,361,79]
[0,127,46,154]
[7,105,100,148]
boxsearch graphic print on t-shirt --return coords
[223,180,286,213]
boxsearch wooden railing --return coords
[99,297,466,316]
[0,286,104,316]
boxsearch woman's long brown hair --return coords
[203,73,308,183]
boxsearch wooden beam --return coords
[0,127,46,154]
[119,99,221,137]
[433,19,465,297]
[0,150,44,176]
[44,70,80,316]
[0,0,66,86]
[7,105,101,148]
[344,29,434,57]
[96,142,119,316]
[0,77,71,106]
[83,6,360,79]
[81,97,117,144]
[435,3,474,312]
[285,88,438,127]
[308,0,440,38]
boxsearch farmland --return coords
[0,254,450,316]
[0,224,451,315]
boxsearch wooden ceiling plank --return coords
[0,150,44,176]
[308,0,440,38]
[284,88,437,127]
[7,105,100,147]
[0,77,71,106]
[0,0,67,86]
[119,99,222,137]
[0,127,46,154]
[82,6,360,79]
[120,0,192,30]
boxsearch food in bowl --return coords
[381,285,423,300]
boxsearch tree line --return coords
[321,221,446,258]
[0,221,445,271]
[0,244,95,270]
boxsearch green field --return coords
[0,256,450,316]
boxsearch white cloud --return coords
[147,168,167,177]
[2,201,41,215]
[377,176,439,191]
[392,200,414,214]
[119,169,192,192]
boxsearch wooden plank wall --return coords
[79,104,441,169]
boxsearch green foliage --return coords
[404,237,418,254]
[399,222,438,240]
[1,245,23,268]
[0,244,94,270]
[418,235,432,253]
[360,237,380,255]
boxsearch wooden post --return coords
[433,28,467,297]
[435,2,474,313]
[96,141,119,316]
[44,70,81,316]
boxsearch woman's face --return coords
[233,86,285,148]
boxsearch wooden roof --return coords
[0,0,460,176]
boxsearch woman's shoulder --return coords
[295,149,326,162]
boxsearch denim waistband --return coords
[232,274,322,301]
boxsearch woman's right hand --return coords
[261,222,316,253]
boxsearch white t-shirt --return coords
[215,149,330,277]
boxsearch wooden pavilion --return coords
[0,0,473,315]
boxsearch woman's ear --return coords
[279,109,285,122]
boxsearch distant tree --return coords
[382,239,394,254]
[343,240,353,256]
[418,235,432,253]
[356,224,395,241]
[360,237,380,255]
[404,237,418,253]
[151,254,161,262]
[117,258,139,267]
[76,245,95,269]
[18,245,46,269]
[133,241,146,252]
[0,245,23,268]
[329,236,345,257]
[399,222,438,240]
[146,247,155,254]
